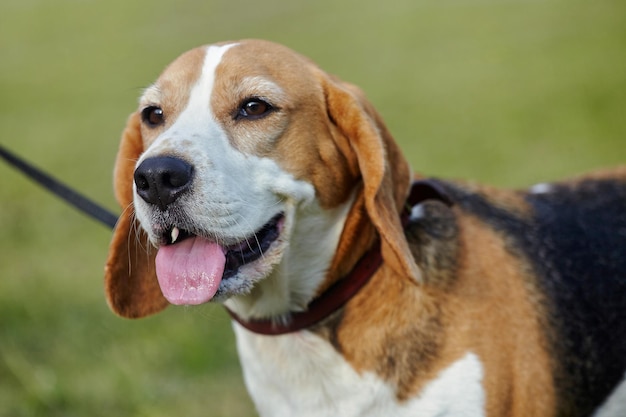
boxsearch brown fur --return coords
[446,211,555,416]
[320,193,556,413]
[105,40,420,319]
[104,40,625,416]
[105,112,168,317]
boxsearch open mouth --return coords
[154,213,285,305]
[162,213,284,278]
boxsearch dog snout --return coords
[134,156,194,210]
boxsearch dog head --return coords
[105,39,419,319]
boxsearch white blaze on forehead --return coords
[189,44,237,114]
[139,43,235,159]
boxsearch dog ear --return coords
[320,74,423,283]
[104,112,169,318]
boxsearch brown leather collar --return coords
[225,179,452,336]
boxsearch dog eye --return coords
[237,99,273,120]
[141,106,165,127]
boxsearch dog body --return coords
[105,40,626,416]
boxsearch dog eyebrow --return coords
[236,76,286,103]
[139,85,162,105]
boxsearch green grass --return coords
[0,0,624,416]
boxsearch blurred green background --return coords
[0,0,624,416]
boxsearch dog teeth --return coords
[171,227,180,244]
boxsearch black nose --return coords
[134,156,194,210]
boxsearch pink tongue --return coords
[155,236,226,305]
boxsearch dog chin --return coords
[212,237,289,302]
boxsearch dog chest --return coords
[233,324,485,417]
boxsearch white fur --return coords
[410,203,426,221]
[530,183,552,194]
[594,377,626,417]
[133,44,355,319]
[134,42,488,416]
[225,192,355,318]
[234,324,485,417]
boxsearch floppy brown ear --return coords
[321,74,422,283]
[104,112,169,318]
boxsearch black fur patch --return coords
[435,177,626,416]
[405,199,460,287]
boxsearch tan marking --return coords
[543,166,626,196]
[195,38,417,339]
[320,206,556,414]
[211,40,360,209]
[106,40,625,414]
[106,112,168,318]
[561,165,626,183]
[453,179,534,218]
[138,47,206,147]
[434,212,556,416]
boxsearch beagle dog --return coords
[104,39,626,417]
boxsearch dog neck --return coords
[224,180,452,335]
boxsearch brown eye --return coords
[141,106,165,127]
[237,98,273,120]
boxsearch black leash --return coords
[0,144,118,229]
